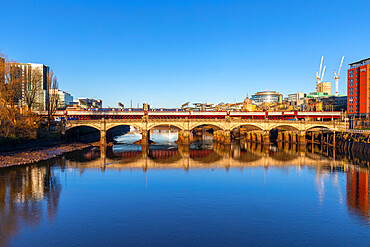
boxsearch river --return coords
[0,130,369,246]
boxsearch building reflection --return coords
[346,167,369,223]
[0,160,62,247]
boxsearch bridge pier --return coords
[291,132,297,144]
[262,131,270,145]
[283,132,290,142]
[100,130,106,145]
[178,130,192,144]
[142,145,149,157]
[277,132,283,142]
[141,130,151,145]
[213,130,231,144]
[298,131,306,145]
[223,130,231,144]
[245,131,252,141]
[100,144,106,159]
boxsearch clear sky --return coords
[1,0,370,108]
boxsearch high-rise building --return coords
[316,82,331,95]
[347,58,370,118]
[10,63,50,110]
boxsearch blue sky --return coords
[1,0,369,108]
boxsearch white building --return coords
[50,89,73,109]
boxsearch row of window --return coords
[348,68,369,78]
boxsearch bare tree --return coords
[0,53,22,124]
[46,69,59,130]
[0,52,40,140]
[23,68,42,111]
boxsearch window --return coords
[349,88,353,95]
[349,79,353,86]
[349,105,353,112]
[349,97,353,104]
[349,70,353,77]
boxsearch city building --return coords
[50,89,73,109]
[306,92,329,98]
[251,91,282,105]
[316,82,331,95]
[189,103,215,111]
[242,95,256,111]
[10,63,50,110]
[76,98,102,109]
[288,92,306,109]
[288,92,306,103]
[321,96,347,112]
[217,102,243,111]
[347,58,370,118]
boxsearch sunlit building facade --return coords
[251,91,282,104]
[347,58,370,118]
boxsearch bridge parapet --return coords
[65,118,345,131]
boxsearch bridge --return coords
[59,110,347,145]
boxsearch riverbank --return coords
[0,143,93,168]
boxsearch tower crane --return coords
[315,56,325,84]
[333,56,345,96]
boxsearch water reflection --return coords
[0,134,370,246]
[0,160,61,247]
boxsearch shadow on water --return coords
[1,131,370,246]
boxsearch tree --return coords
[0,52,40,140]
[46,69,59,130]
[0,53,22,124]
[118,102,124,109]
[23,68,42,111]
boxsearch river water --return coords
[1,130,370,246]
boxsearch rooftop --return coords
[349,58,370,69]
[349,57,370,65]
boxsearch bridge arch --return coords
[268,124,300,132]
[189,123,226,131]
[106,123,143,132]
[65,125,101,143]
[230,123,264,131]
[147,123,184,131]
[305,125,334,131]
[65,124,101,132]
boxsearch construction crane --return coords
[333,56,345,96]
[315,56,326,84]
[181,102,190,109]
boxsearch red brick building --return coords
[347,58,370,118]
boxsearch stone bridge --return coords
[63,118,347,145]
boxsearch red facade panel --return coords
[347,64,370,116]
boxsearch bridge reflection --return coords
[0,143,369,245]
[64,141,369,173]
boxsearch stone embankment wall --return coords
[335,132,370,154]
